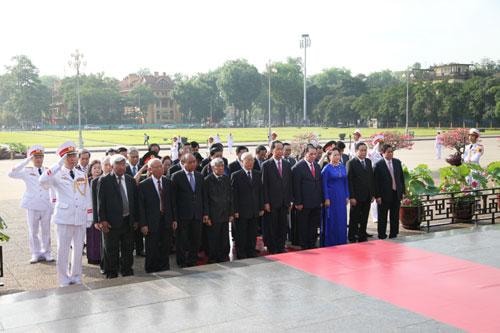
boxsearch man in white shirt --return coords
[435,131,443,160]
[8,145,53,263]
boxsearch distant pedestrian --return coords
[144,133,150,146]
[435,131,443,160]
[227,133,234,154]
[214,133,221,143]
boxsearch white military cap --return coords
[28,145,45,156]
[57,141,77,157]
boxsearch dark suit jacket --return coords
[253,158,265,171]
[171,170,204,220]
[167,163,182,179]
[346,158,375,202]
[203,173,233,222]
[341,154,349,165]
[231,169,264,219]
[262,158,293,209]
[292,160,323,209]
[98,173,138,227]
[373,158,405,203]
[138,176,176,232]
[90,177,100,224]
[284,156,297,167]
[125,164,141,177]
[228,160,242,175]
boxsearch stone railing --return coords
[419,187,499,231]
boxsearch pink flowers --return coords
[369,131,414,150]
[471,180,479,189]
[441,128,469,153]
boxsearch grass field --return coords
[0,127,499,148]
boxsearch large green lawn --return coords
[1,127,499,148]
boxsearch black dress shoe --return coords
[389,235,397,239]
[365,233,374,238]
[106,273,118,279]
[378,235,387,240]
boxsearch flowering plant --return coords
[291,132,319,158]
[441,128,469,154]
[439,163,488,202]
[486,161,500,187]
[369,131,414,150]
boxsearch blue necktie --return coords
[188,172,196,192]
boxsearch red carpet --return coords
[269,241,500,333]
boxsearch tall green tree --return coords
[217,59,261,126]
[0,55,51,127]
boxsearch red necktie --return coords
[310,163,315,177]
[158,179,164,213]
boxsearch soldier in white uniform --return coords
[349,129,364,159]
[39,141,93,287]
[462,128,484,165]
[368,135,384,224]
[8,145,53,263]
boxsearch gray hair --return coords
[241,152,254,162]
[101,156,111,165]
[180,153,195,164]
[210,157,224,167]
[147,158,161,168]
[128,147,139,155]
[111,154,126,165]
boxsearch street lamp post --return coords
[69,50,85,149]
[403,68,414,135]
[267,61,277,145]
[300,34,311,125]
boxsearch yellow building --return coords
[120,72,181,124]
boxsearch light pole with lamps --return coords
[69,50,85,149]
[300,34,311,125]
[267,61,277,145]
[402,68,414,135]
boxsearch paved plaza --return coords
[0,137,499,331]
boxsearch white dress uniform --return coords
[368,140,384,223]
[8,146,53,262]
[227,134,234,154]
[39,142,92,287]
[463,142,483,164]
[171,140,179,162]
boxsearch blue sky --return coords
[0,0,498,78]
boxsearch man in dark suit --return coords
[97,155,138,278]
[228,146,248,175]
[171,153,204,267]
[253,145,267,172]
[124,147,145,256]
[336,141,350,165]
[262,140,293,254]
[125,147,141,177]
[374,144,405,239]
[138,158,177,273]
[283,143,297,167]
[231,152,264,259]
[201,146,229,177]
[292,145,323,249]
[202,158,233,263]
[346,142,375,243]
[190,141,204,166]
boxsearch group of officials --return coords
[8,128,484,287]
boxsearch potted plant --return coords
[441,128,469,166]
[400,164,438,229]
[439,163,488,222]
